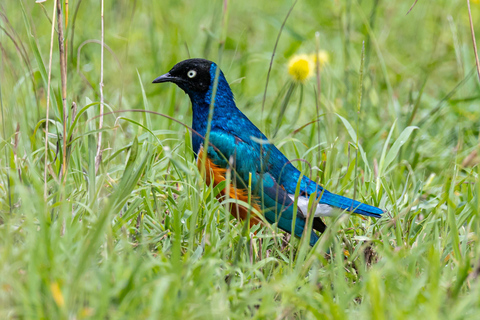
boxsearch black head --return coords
[153,58,213,94]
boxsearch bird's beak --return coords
[152,72,175,84]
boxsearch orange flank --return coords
[197,147,263,227]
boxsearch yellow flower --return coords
[310,50,330,67]
[287,54,314,83]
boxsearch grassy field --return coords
[1,0,480,318]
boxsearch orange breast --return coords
[197,147,263,227]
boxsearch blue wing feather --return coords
[253,172,319,246]
[206,130,319,245]
[203,128,382,246]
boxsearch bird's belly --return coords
[197,147,262,227]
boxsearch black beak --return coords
[152,73,175,84]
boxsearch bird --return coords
[153,58,383,246]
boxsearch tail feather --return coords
[319,191,383,218]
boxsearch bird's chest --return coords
[196,147,227,188]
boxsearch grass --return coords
[1,0,480,318]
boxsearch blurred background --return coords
[1,0,480,318]
[2,0,479,177]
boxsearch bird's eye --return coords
[187,70,197,78]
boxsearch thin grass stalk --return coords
[65,0,69,64]
[198,0,228,257]
[344,0,352,96]
[57,0,68,179]
[201,0,228,179]
[224,165,232,236]
[314,31,322,159]
[406,77,427,126]
[247,172,252,261]
[406,0,419,15]
[417,67,475,127]
[65,0,69,29]
[466,0,480,167]
[353,0,396,123]
[260,0,298,127]
[44,0,58,200]
[352,41,365,209]
[0,51,11,213]
[365,0,379,68]
[467,0,480,82]
[272,82,295,138]
[69,0,84,64]
[95,0,104,173]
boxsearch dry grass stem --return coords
[43,0,58,199]
[467,0,480,82]
[56,0,68,179]
[95,0,105,173]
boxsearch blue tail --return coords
[319,191,384,218]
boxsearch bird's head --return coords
[153,58,234,107]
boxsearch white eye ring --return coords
[187,70,197,78]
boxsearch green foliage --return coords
[1,0,480,319]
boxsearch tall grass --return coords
[1,0,480,319]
